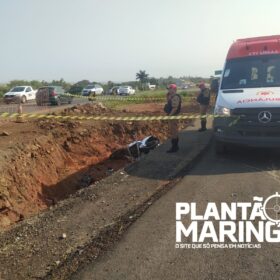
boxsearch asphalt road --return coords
[0,97,88,114]
[72,145,280,280]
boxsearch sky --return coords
[1,0,280,83]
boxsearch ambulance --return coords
[214,35,280,153]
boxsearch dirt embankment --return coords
[0,103,189,228]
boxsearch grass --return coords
[135,88,197,98]
[101,88,196,110]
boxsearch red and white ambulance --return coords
[214,35,280,153]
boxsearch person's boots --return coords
[167,138,179,153]
[198,119,207,132]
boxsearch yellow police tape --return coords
[64,93,191,102]
[0,112,237,122]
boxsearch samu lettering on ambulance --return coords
[237,97,280,104]
[176,202,280,243]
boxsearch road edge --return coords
[46,128,213,280]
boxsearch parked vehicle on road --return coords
[36,86,72,106]
[108,86,121,95]
[4,86,36,104]
[214,35,280,153]
[148,84,156,90]
[118,86,136,96]
[81,84,104,96]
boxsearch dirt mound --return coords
[37,119,79,130]
[62,102,112,116]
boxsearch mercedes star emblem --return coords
[258,111,272,123]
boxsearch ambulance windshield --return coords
[221,55,280,90]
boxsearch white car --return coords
[148,84,156,90]
[118,86,136,95]
[81,84,104,96]
[4,86,36,104]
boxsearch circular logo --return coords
[258,111,272,123]
[256,91,274,96]
[260,192,280,225]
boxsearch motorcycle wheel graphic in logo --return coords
[260,192,280,226]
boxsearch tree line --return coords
[0,72,208,97]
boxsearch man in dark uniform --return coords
[164,84,182,153]
[197,82,210,132]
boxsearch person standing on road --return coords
[164,84,182,153]
[196,82,210,132]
